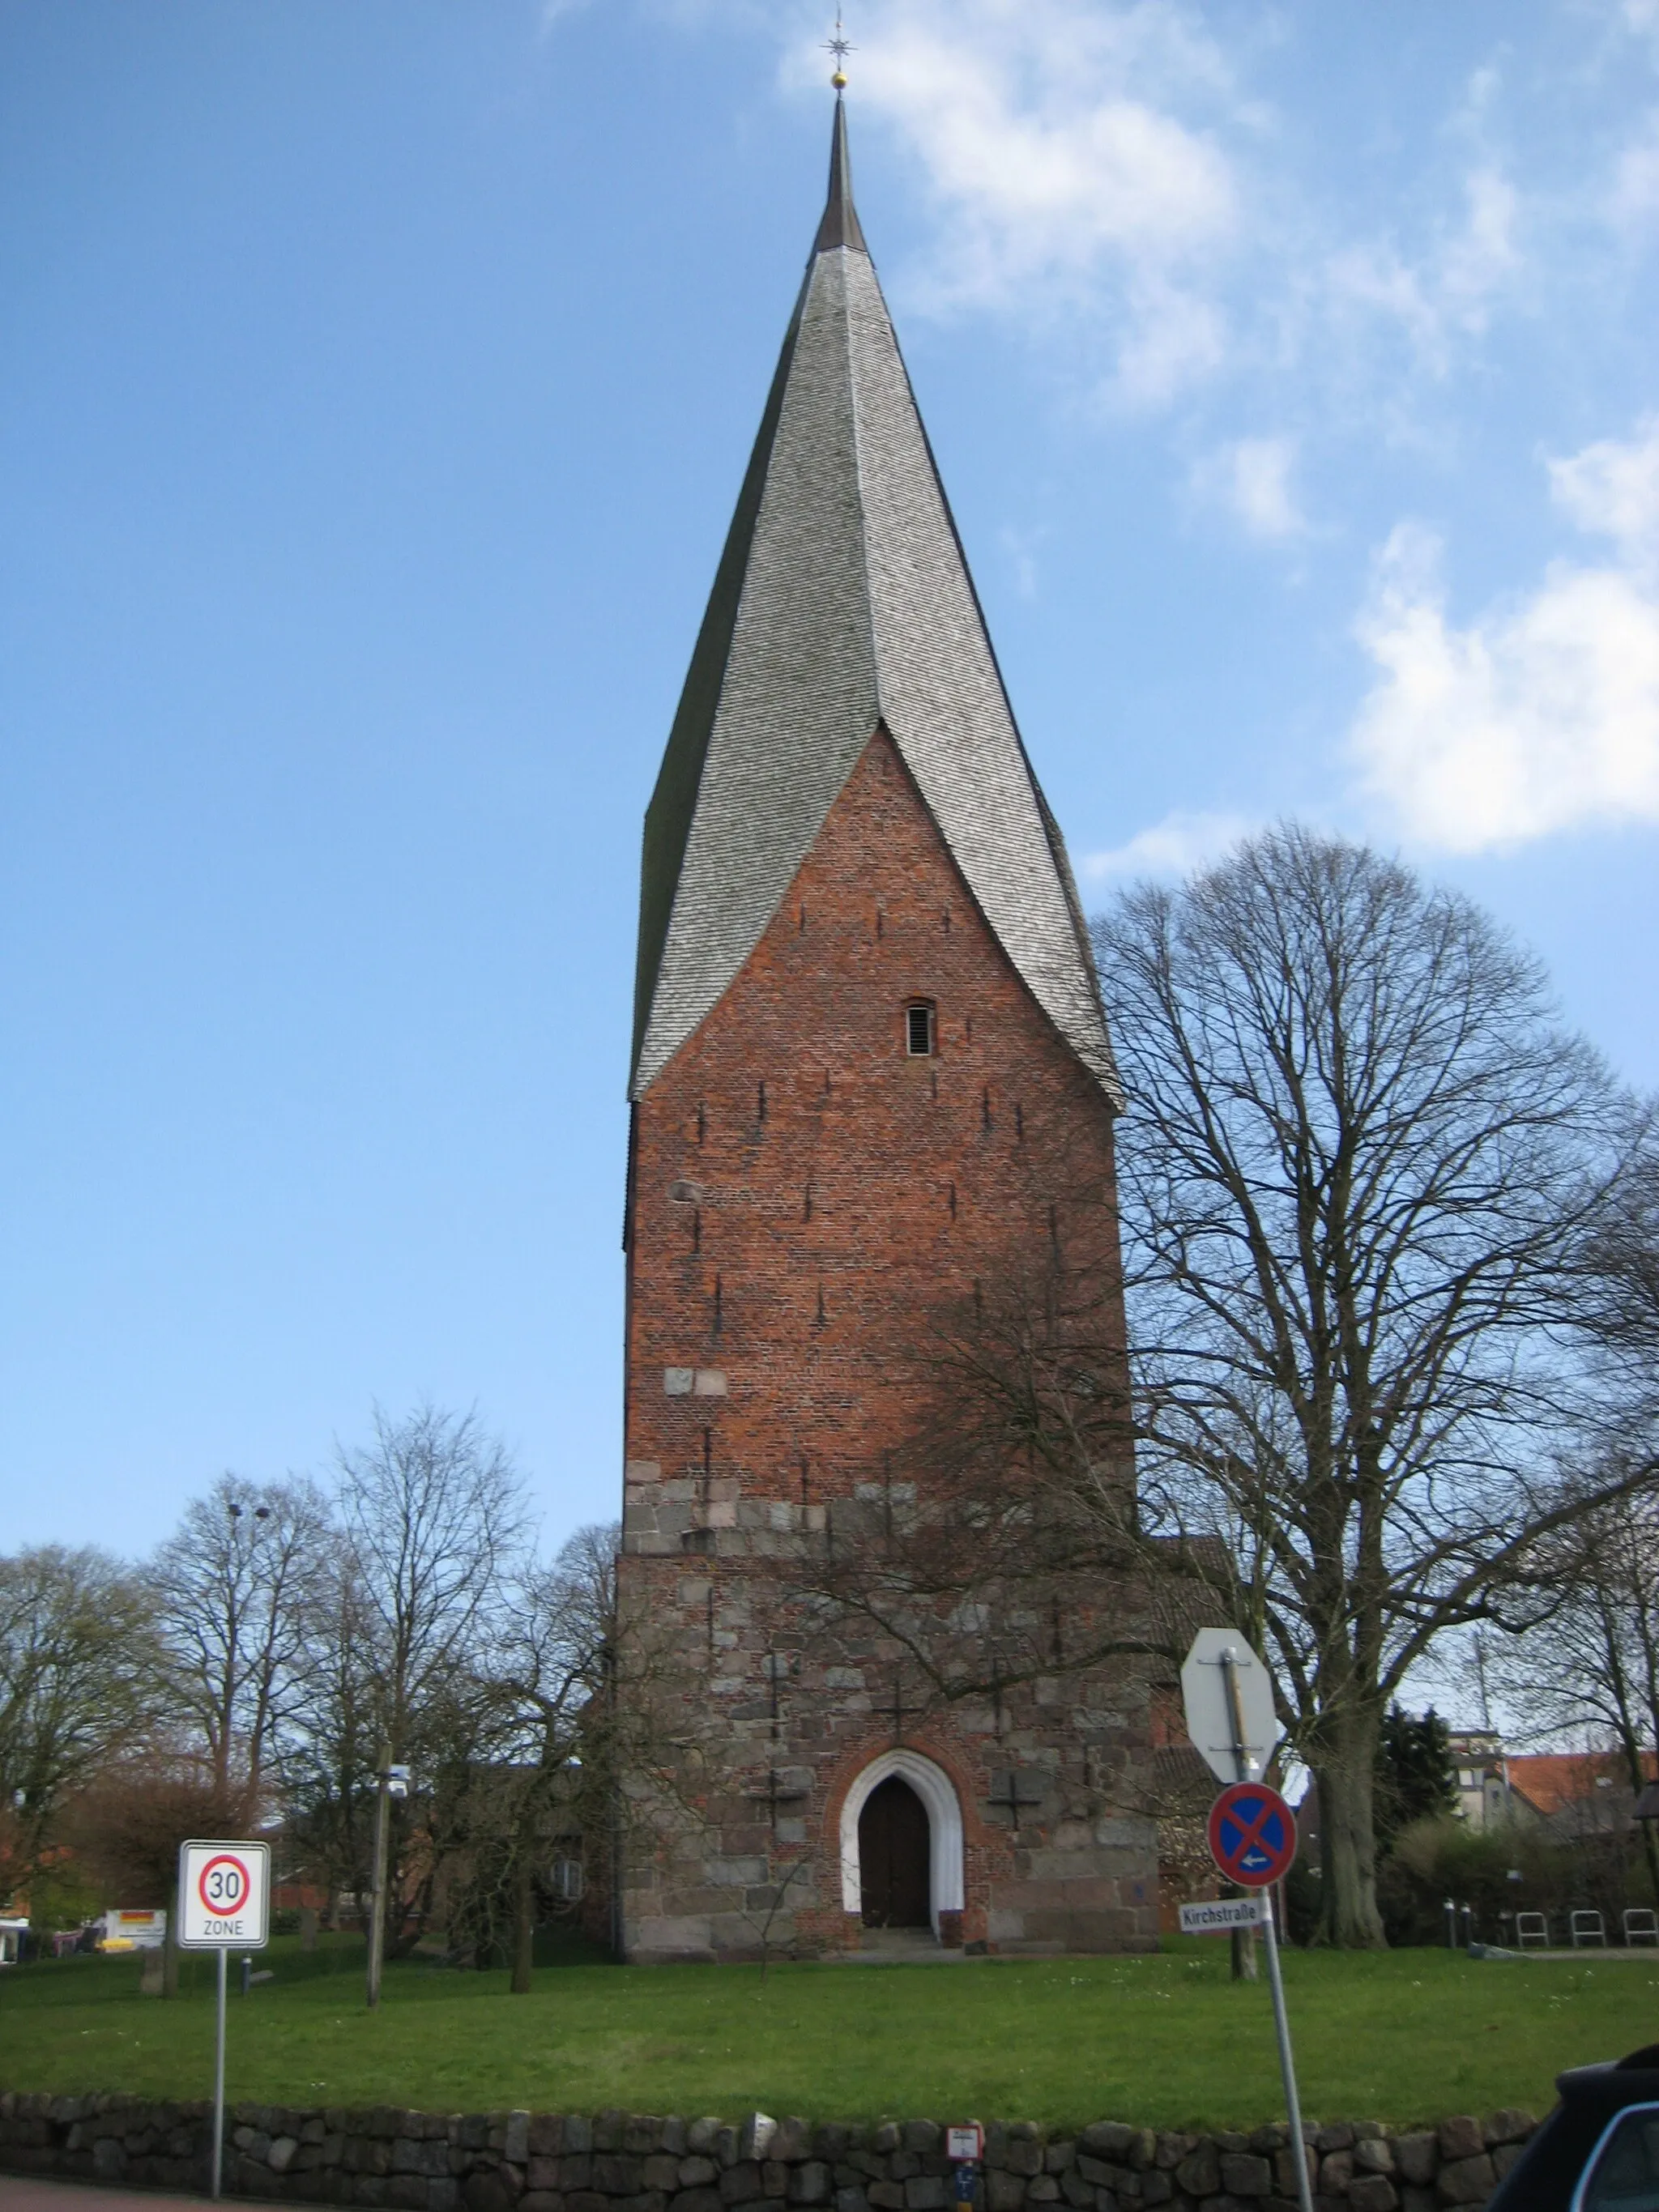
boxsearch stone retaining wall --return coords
[0,2097,1538,2212]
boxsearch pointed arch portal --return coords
[839,1749,965,1937]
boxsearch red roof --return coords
[1506,1750,1657,1816]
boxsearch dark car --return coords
[1488,2044,1659,2210]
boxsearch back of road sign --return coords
[1179,1629,1282,1784]
[177,1839,271,1949]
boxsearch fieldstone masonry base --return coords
[0,2096,1537,2211]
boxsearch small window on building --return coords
[906,1001,936,1056]
[552,1858,585,1903]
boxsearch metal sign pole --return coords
[1259,1898,1313,2212]
[178,1839,268,2206]
[1218,1647,1311,2212]
[1219,1651,1259,1984]
[367,1745,391,2011]
[211,1946,227,2201]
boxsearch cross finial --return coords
[825,13,854,91]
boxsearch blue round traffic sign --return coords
[1207,1782,1297,1887]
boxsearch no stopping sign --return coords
[1206,1784,1298,1888]
[177,1839,271,1948]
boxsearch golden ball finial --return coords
[825,16,853,92]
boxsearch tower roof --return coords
[631,102,1120,1104]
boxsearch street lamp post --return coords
[365,1750,410,2011]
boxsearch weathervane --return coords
[825,12,854,90]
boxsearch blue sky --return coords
[4,0,1657,1563]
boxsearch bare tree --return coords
[1089,825,1636,1946]
[0,1547,160,1903]
[335,1404,527,1963]
[1479,1477,1659,1903]
[1576,1118,1659,1379]
[436,1524,617,1989]
[500,1525,615,1991]
[276,1549,380,1923]
[148,1473,331,1801]
[337,1403,527,1762]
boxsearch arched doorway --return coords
[838,1749,965,1939]
[859,1776,931,1926]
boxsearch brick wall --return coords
[615,728,1157,1960]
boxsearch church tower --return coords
[616,100,1158,1959]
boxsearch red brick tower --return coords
[616,102,1157,1960]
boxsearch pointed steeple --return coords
[631,105,1120,1104]
[812,96,867,256]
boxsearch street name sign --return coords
[1179,1895,1269,1936]
[178,1839,270,1948]
[1179,1629,1281,1784]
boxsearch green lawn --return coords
[0,1935,1653,2133]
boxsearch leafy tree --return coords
[66,1740,253,1995]
[0,1547,160,1905]
[1374,1705,1456,1854]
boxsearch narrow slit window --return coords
[906,1001,936,1056]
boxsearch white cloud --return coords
[999,523,1047,599]
[792,0,1244,407]
[1190,435,1306,540]
[1549,415,1659,561]
[1610,109,1659,233]
[1350,424,1659,850]
[1081,809,1256,880]
[1325,161,1521,377]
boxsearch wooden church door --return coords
[858,1776,932,1927]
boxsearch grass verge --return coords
[0,1936,1653,2133]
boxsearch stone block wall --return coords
[0,2096,1538,2210]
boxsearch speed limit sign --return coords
[177,1839,270,1948]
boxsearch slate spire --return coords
[631,105,1120,1103]
[812,96,867,256]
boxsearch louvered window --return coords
[906,1002,935,1056]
